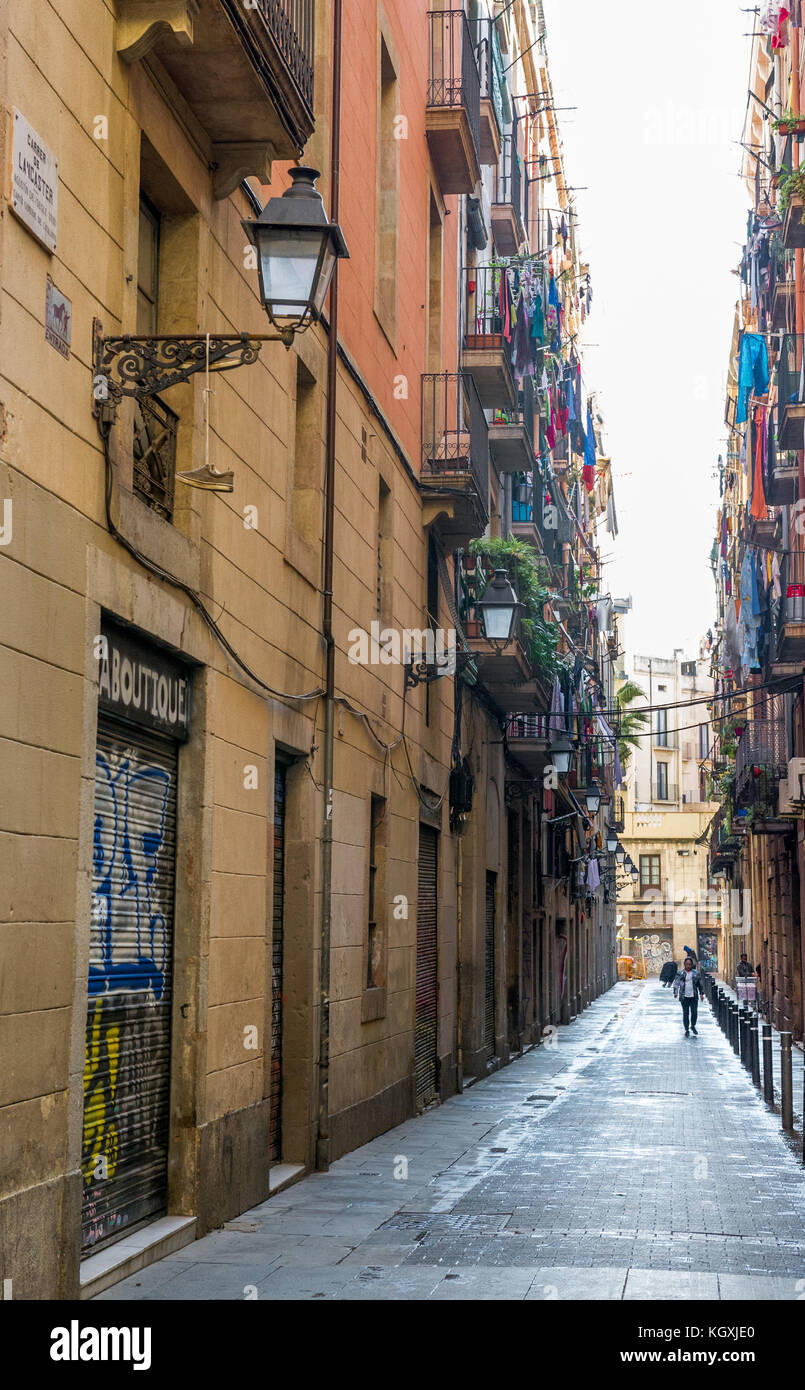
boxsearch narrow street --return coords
[98,982,805,1302]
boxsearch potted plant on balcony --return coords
[777,164,805,223]
[774,109,805,137]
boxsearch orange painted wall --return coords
[335,0,460,467]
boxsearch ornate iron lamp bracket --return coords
[92,320,290,423]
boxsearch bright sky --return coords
[541,0,750,659]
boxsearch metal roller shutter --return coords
[415,826,438,1107]
[82,716,178,1253]
[485,872,496,1061]
[269,758,289,1162]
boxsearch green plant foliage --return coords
[467,536,560,678]
[614,679,649,768]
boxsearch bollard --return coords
[763,1024,774,1107]
[740,1010,749,1068]
[750,1022,761,1087]
[719,989,726,1032]
[743,1007,753,1070]
[781,1032,794,1131]
[732,1003,740,1055]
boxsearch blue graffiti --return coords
[90,750,171,1000]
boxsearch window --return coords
[375,33,399,342]
[656,707,668,747]
[292,358,319,547]
[133,193,177,520]
[698,723,710,759]
[426,192,443,372]
[656,762,669,801]
[377,477,392,620]
[366,796,386,990]
[425,535,439,726]
[137,196,160,334]
[640,854,661,893]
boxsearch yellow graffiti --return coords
[82,998,120,1184]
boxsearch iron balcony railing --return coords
[427,9,481,163]
[493,119,526,230]
[475,16,506,134]
[256,0,315,116]
[505,713,549,741]
[493,373,535,448]
[421,370,489,504]
[464,263,514,374]
[778,548,805,628]
[777,333,805,424]
[735,709,787,809]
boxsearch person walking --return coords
[659,959,678,989]
[673,957,704,1036]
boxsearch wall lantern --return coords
[584,781,601,815]
[615,842,625,864]
[93,168,349,429]
[478,570,522,647]
[242,167,349,335]
[606,828,618,853]
[548,730,575,776]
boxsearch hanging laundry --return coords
[583,404,596,491]
[750,406,768,519]
[736,333,770,423]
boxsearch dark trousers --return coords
[681,995,699,1031]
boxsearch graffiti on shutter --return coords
[415,826,438,1107]
[82,718,177,1253]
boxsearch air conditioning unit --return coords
[787,758,805,806]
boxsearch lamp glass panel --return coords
[258,229,324,315]
[482,606,514,641]
[311,239,338,314]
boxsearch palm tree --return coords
[615,680,649,769]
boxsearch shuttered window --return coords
[82,717,178,1253]
[415,825,438,1106]
[485,871,496,1061]
[270,757,290,1162]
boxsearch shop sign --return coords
[98,620,192,740]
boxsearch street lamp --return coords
[584,781,601,816]
[606,827,618,854]
[242,167,350,337]
[93,168,349,424]
[630,864,639,882]
[548,730,575,776]
[477,570,521,647]
[615,842,625,865]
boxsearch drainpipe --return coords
[793,23,805,1041]
[316,0,343,1173]
[456,835,464,1091]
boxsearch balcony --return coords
[765,442,797,506]
[491,119,527,255]
[116,0,315,194]
[735,712,787,810]
[511,476,539,546]
[463,265,516,409]
[426,9,482,194]
[783,195,805,250]
[489,374,535,473]
[771,249,796,329]
[505,713,550,775]
[777,334,805,449]
[458,553,550,710]
[773,549,805,664]
[421,372,489,548]
[475,18,506,165]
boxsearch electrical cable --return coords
[99,424,324,703]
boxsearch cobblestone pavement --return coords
[97,981,805,1301]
